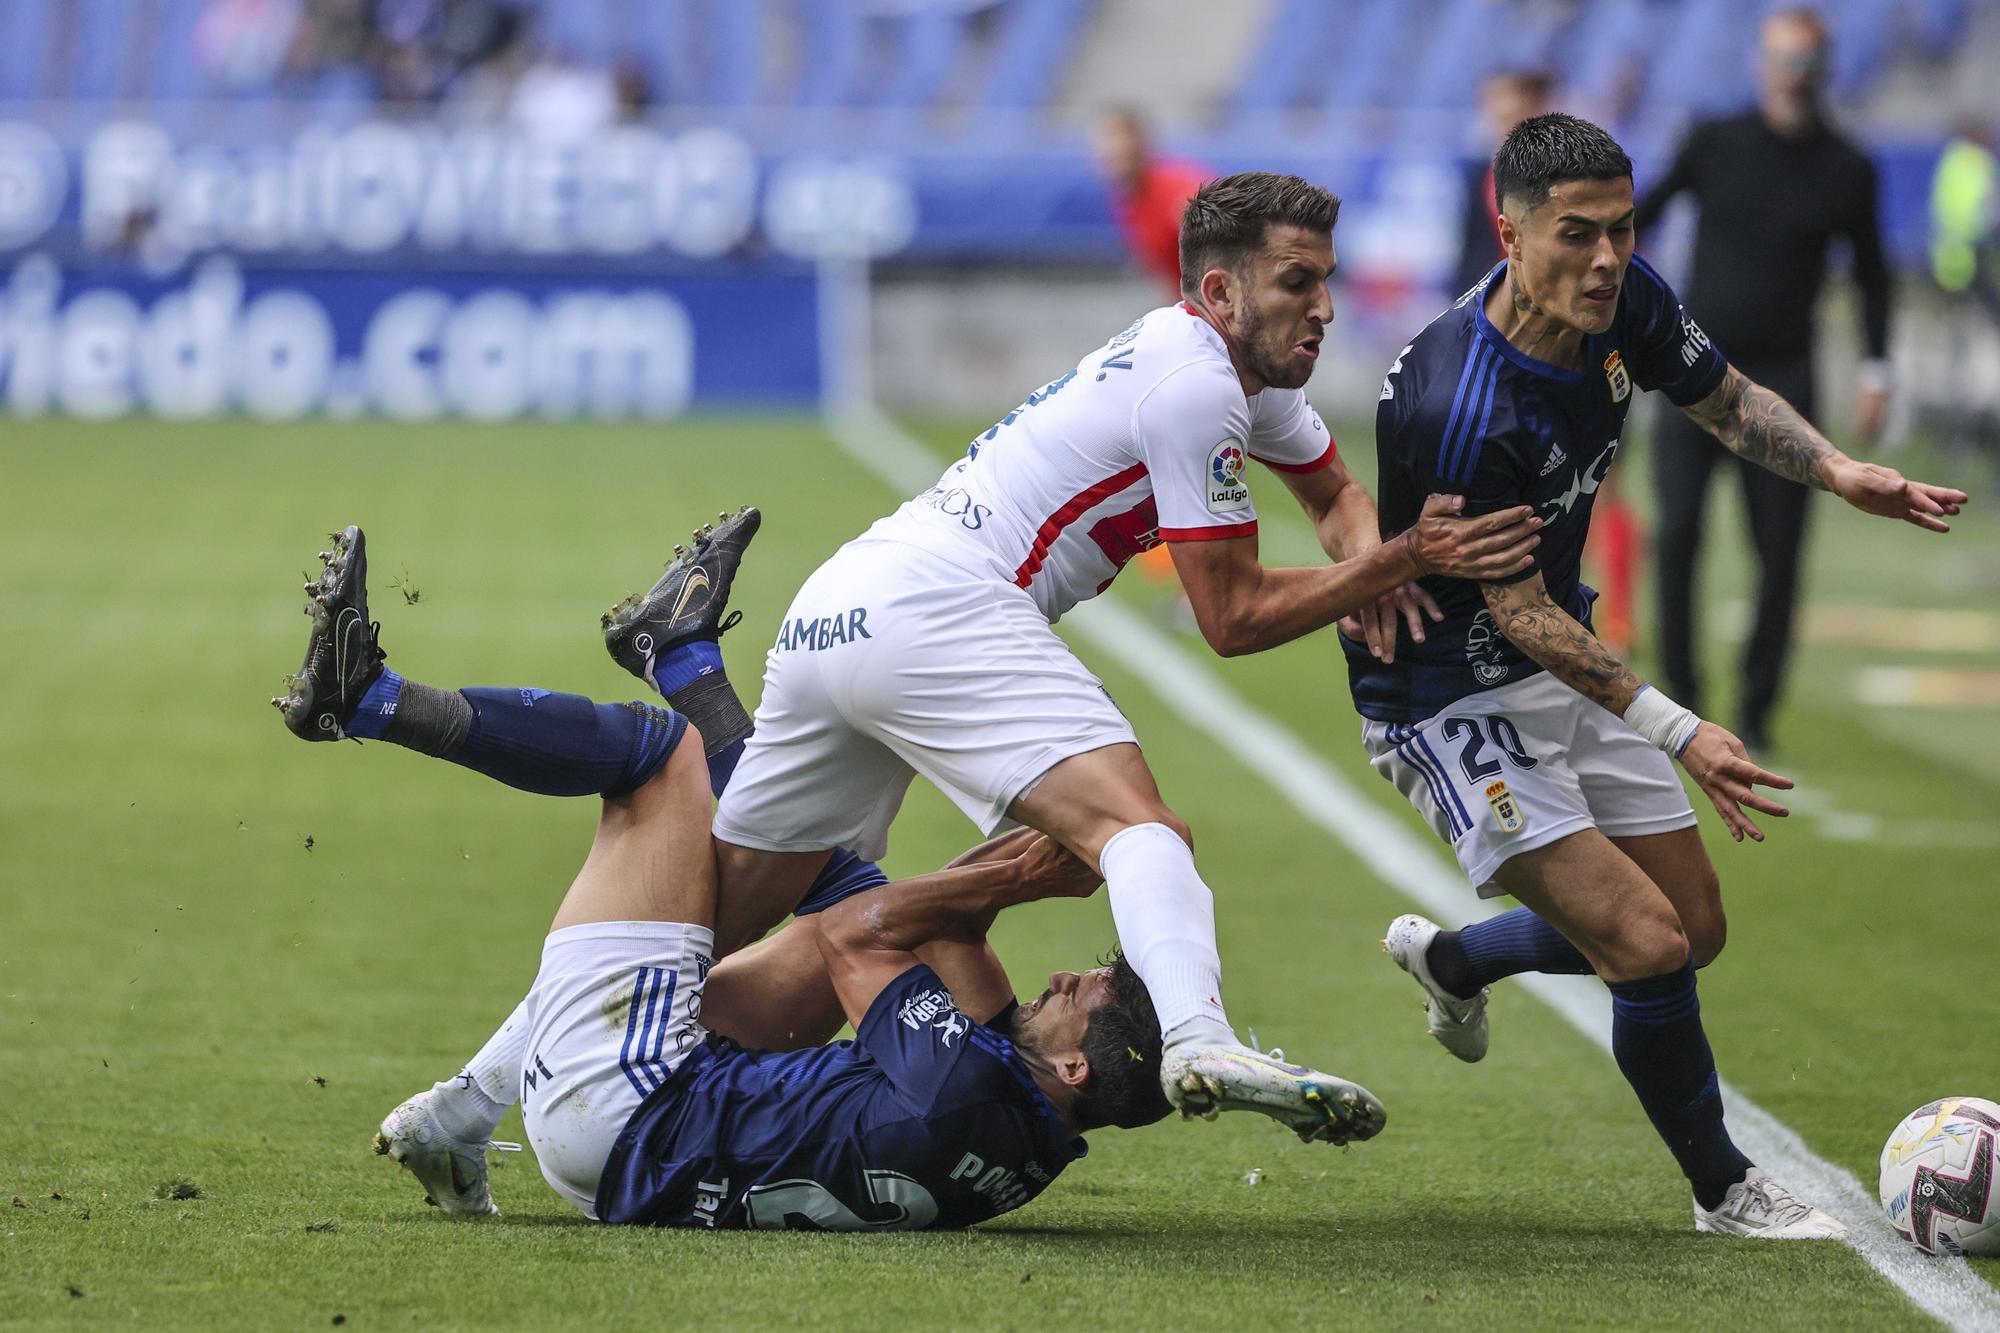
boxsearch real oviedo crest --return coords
[1207,438,1250,512]
[1603,350,1631,404]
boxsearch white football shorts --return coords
[1361,672,1697,893]
[519,920,712,1218]
[712,537,1139,861]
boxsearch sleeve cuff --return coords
[1158,520,1258,542]
[1249,439,1339,474]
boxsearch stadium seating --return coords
[0,0,1967,131]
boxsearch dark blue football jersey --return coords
[1345,257,1727,722]
[594,964,1085,1229]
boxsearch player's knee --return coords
[1598,905,1689,981]
[1153,809,1193,850]
[1678,863,1726,967]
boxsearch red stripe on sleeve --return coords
[1158,520,1258,542]
[1250,438,1339,474]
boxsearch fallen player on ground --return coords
[275,526,1171,1228]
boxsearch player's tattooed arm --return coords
[1485,566,1804,844]
[1480,573,1645,715]
[1684,365,1970,530]
[1682,365,1837,489]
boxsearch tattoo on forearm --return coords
[1482,582,1644,715]
[1684,367,1835,490]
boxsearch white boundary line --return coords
[810,268,2000,1327]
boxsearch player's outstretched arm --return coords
[816,835,1099,1027]
[1274,458,1443,664]
[1168,496,1541,658]
[1480,574,1794,843]
[1682,365,1968,531]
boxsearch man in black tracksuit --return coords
[1634,7,1892,750]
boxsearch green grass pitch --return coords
[2,416,1996,1329]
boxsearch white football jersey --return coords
[865,304,1338,622]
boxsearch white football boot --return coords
[1382,913,1490,1063]
[1693,1168,1849,1239]
[373,1090,518,1217]
[1161,1044,1387,1145]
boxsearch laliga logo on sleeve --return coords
[1603,350,1631,403]
[1207,439,1250,512]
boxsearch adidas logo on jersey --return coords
[1539,443,1568,477]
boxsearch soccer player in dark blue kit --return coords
[1360,114,1968,1238]
[274,525,1171,1227]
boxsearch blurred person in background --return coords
[1092,107,1209,299]
[1456,70,1642,653]
[1634,7,1892,753]
[1930,121,1999,456]
[1455,71,1552,296]
[280,0,376,87]
[194,0,301,92]
[1092,107,1210,587]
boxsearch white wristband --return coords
[1623,684,1701,757]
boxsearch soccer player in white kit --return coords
[703,174,1544,1137]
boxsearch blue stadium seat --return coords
[1555,0,1652,112]
[794,0,866,108]
[0,2,49,99]
[877,7,967,111]
[1228,0,1335,114]
[710,0,767,108]
[70,0,130,99]
[1326,0,1411,111]
[151,0,209,101]
[628,0,699,106]
[979,0,1096,110]
[1824,0,1898,100]
[1409,0,1511,110]
[1653,0,1756,114]
[539,0,617,66]
[1910,0,1970,62]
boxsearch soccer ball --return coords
[1879,1097,2000,1256]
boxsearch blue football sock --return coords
[705,735,746,798]
[1608,959,1752,1208]
[650,640,724,699]
[1426,907,1594,998]
[372,683,684,797]
[344,668,405,740]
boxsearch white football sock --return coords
[431,996,530,1142]
[1100,822,1237,1049]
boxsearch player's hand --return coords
[1010,834,1102,901]
[1677,721,1793,843]
[1829,459,1967,533]
[1339,583,1444,663]
[1403,494,1541,580]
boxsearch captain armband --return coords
[1623,684,1702,758]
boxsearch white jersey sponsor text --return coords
[865,304,1337,622]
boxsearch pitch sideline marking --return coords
[820,399,2000,1333]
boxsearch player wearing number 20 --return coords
[1361,114,1968,1238]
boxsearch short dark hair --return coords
[1178,171,1340,298]
[1070,951,1173,1131]
[1492,112,1632,214]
